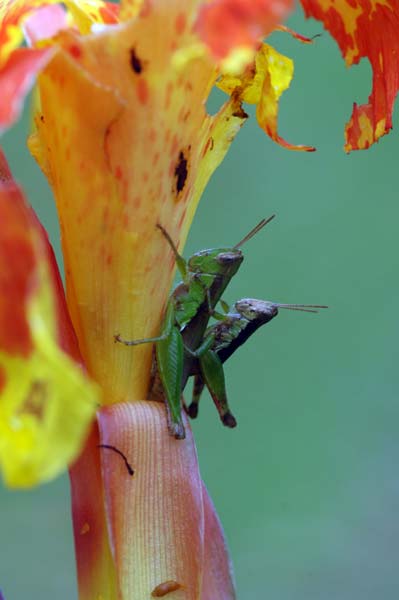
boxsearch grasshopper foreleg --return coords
[114,332,169,346]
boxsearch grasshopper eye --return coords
[216,251,241,264]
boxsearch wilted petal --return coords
[218,43,315,151]
[98,401,204,599]
[275,24,314,44]
[0,150,98,487]
[301,0,399,151]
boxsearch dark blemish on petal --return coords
[40,114,45,123]
[232,104,248,119]
[151,580,182,597]
[129,47,143,74]
[98,444,135,476]
[174,150,188,194]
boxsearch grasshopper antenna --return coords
[156,223,181,259]
[277,303,328,314]
[156,223,187,278]
[233,214,275,249]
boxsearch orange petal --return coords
[301,0,399,151]
[97,401,204,598]
[29,16,247,403]
[195,0,294,67]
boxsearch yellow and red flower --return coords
[1,0,398,598]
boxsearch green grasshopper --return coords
[115,218,273,439]
[185,298,328,425]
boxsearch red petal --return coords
[0,180,37,355]
[0,148,80,359]
[97,402,204,598]
[0,146,12,181]
[301,0,399,151]
[69,422,120,599]
[201,483,236,599]
[195,0,294,61]
[0,46,53,131]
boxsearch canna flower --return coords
[1,0,399,599]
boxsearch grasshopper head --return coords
[188,247,243,276]
[235,298,278,322]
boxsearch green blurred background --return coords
[2,7,399,600]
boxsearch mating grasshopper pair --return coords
[115,219,326,438]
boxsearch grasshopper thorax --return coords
[188,248,243,276]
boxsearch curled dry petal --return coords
[301,0,399,151]
[0,150,98,487]
[218,43,315,151]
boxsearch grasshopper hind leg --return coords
[199,349,237,429]
[187,374,205,419]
